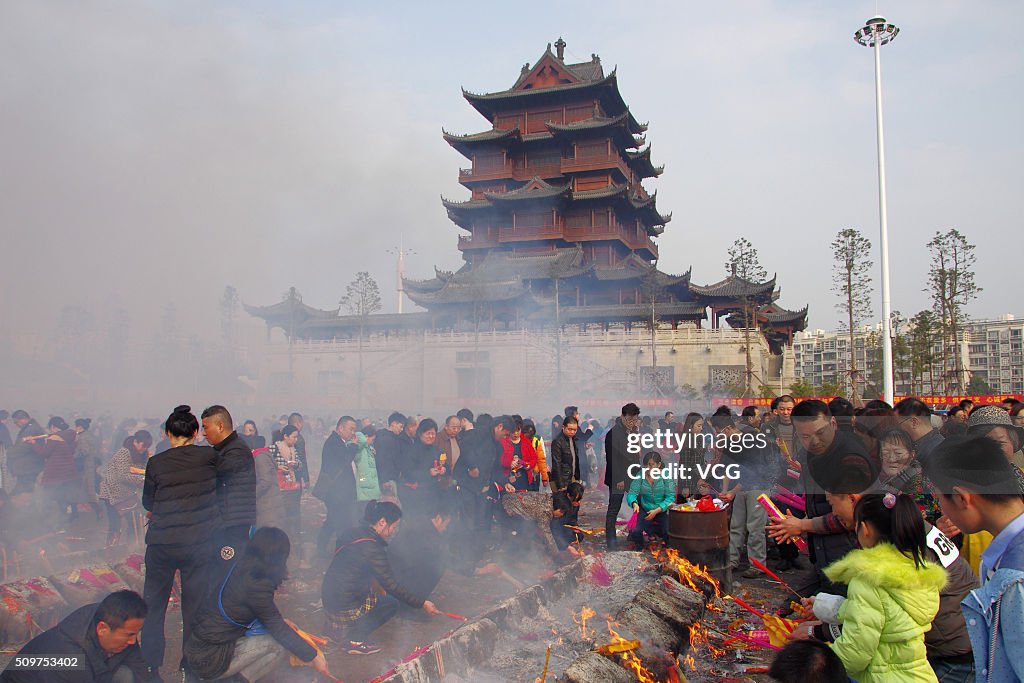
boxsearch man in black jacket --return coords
[565,406,594,481]
[322,501,441,654]
[389,498,483,614]
[452,415,511,550]
[373,412,406,500]
[201,406,258,580]
[767,400,876,597]
[314,416,359,555]
[603,404,641,549]
[7,410,44,496]
[1,590,156,683]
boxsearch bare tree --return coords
[340,272,383,318]
[341,272,382,408]
[640,262,669,395]
[725,238,768,396]
[926,229,980,393]
[907,310,939,395]
[831,228,873,397]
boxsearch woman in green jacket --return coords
[804,493,947,683]
[354,426,381,502]
[626,451,674,547]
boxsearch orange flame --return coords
[650,547,722,602]
[605,621,658,683]
[688,622,726,658]
[573,606,597,639]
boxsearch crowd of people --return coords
[0,395,1022,682]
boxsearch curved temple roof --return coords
[689,273,778,300]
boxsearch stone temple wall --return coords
[246,327,795,417]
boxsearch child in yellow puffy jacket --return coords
[803,493,946,683]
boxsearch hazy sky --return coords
[2,0,1021,338]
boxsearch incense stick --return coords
[725,595,765,618]
[749,558,804,599]
[704,624,781,652]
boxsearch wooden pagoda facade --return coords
[246,40,807,353]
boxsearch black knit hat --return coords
[923,435,1023,496]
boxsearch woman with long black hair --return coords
[185,526,332,681]
[139,405,219,676]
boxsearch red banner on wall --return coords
[710,396,838,409]
[895,394,1022,407]
[709,394,1022,410]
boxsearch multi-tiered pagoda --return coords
[246,40,807,353]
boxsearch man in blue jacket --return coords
[925,435,1024,683]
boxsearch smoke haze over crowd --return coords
[2,1,1022,410]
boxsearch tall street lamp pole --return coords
[855,16,899,405]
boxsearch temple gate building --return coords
[245,41,807,413]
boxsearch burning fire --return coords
[650,547,722,602]
[603,621,658,683]
[682,654,696,671]
[573,606,597,639]
[688,622,726,659]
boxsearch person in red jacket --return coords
[500,417,539,492]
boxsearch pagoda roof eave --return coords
[763,305,810,329]
[590,255,692,288]
[572,184,630,202]
[545,109,646,136]
[485,178,571,203]
[243,300,339,323]
[404,278,531,306]
[441,195,491,211]
[690,273,778,300]
[625,146,664,178]
[463,69,629,120]
[443,126,521,157]
[528,302,707,323]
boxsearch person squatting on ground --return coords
[321,501,442,655]
[0,590,156,683]
[626,451,673,548]
[551,482,585,554]
[184,527,333,682]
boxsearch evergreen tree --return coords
[926,229,980,393]
[725,238,769,397]
[831,228,873,397]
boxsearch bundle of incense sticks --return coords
[772,486,805,512]
[756,494,808,551]
[726,595,765,618]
